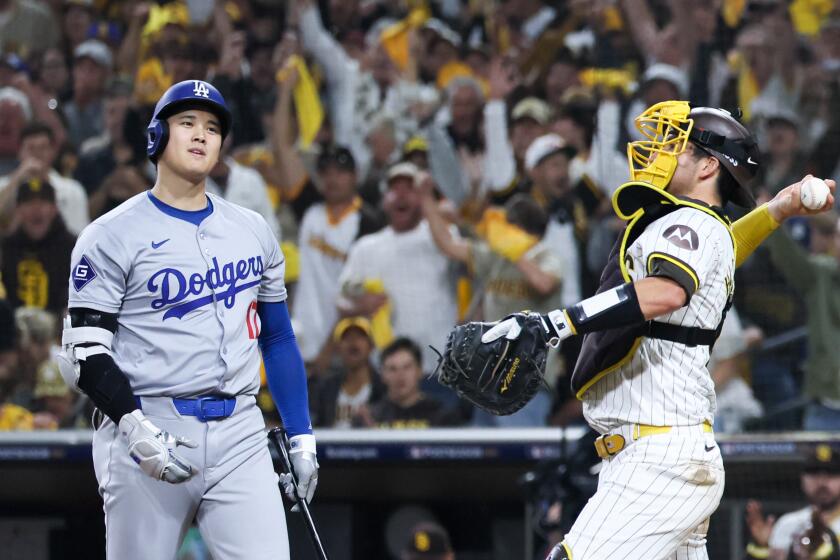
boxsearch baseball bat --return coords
[268,428,330,560]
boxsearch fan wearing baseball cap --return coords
[1,177,75,313]
[292,145,384,366]
[521,133,587,305]
[65,39,113,147]
[308,317,385,428]
[746,445,840,559]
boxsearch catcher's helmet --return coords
[688,107,760,208]
[628,101,760,207]
[146,79,231,163]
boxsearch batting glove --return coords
[119,410,198,484]
[280,434,318,511]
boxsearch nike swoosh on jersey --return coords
[151,239,171,249]
[705,444,716,452]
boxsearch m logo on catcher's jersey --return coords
[72,255,97,292]
[193,81,210,98]
[662,225,699,251]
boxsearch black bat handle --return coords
[269,428,330,560]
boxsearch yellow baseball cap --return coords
[403,135,429,156]
[333,317,373,342]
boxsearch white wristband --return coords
[545,309,574,348]
[288,434,316,455]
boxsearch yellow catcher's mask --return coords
[627,100,694,189]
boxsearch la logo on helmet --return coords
[193,81,210,98]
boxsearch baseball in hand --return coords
[800,177,830,210]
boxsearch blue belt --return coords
[135,396,237,422]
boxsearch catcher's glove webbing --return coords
[433,313,549,415]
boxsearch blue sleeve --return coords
[257,301,313,437]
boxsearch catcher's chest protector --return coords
[571,183,731,398]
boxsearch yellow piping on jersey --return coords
[575,337,643,399]
[577,181,735,400]
[612,181,736,264]
[646,251,699,293]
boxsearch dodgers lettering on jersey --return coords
[148,255,264,319]
[583,207,735,432]
[68,192,285,397]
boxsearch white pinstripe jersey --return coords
[583,207,735,433]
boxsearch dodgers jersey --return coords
[67,191,286,398]
[583,207,735,433]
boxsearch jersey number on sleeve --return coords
[246,300,261,339]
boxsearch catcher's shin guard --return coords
[546,542,572,560]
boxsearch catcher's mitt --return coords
[434,313,549,416]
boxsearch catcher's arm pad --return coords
[433,313,550,416]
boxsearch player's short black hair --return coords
[20,121,54,144]
[687,141,741,207]
[381,337,423,369]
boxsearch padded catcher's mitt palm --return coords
[434,313,549,415]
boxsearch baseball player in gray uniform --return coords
[477,102,835,559]
[57,80,317,559]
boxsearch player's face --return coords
[381,350,423,405]
[802,472,840,511]
[338,329,373,370]
[667,143,708,195]
[161,109,223,182]
[17,199,58,241]
[383,177,422,232]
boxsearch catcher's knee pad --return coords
[546,542,572,560]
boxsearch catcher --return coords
[436,101,836,560]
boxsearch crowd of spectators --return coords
[1,0,839,433]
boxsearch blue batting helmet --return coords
[146,79,232,162]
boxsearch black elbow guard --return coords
[566,283,646,335]
[77,354,138,424]
[67,307,136,424]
